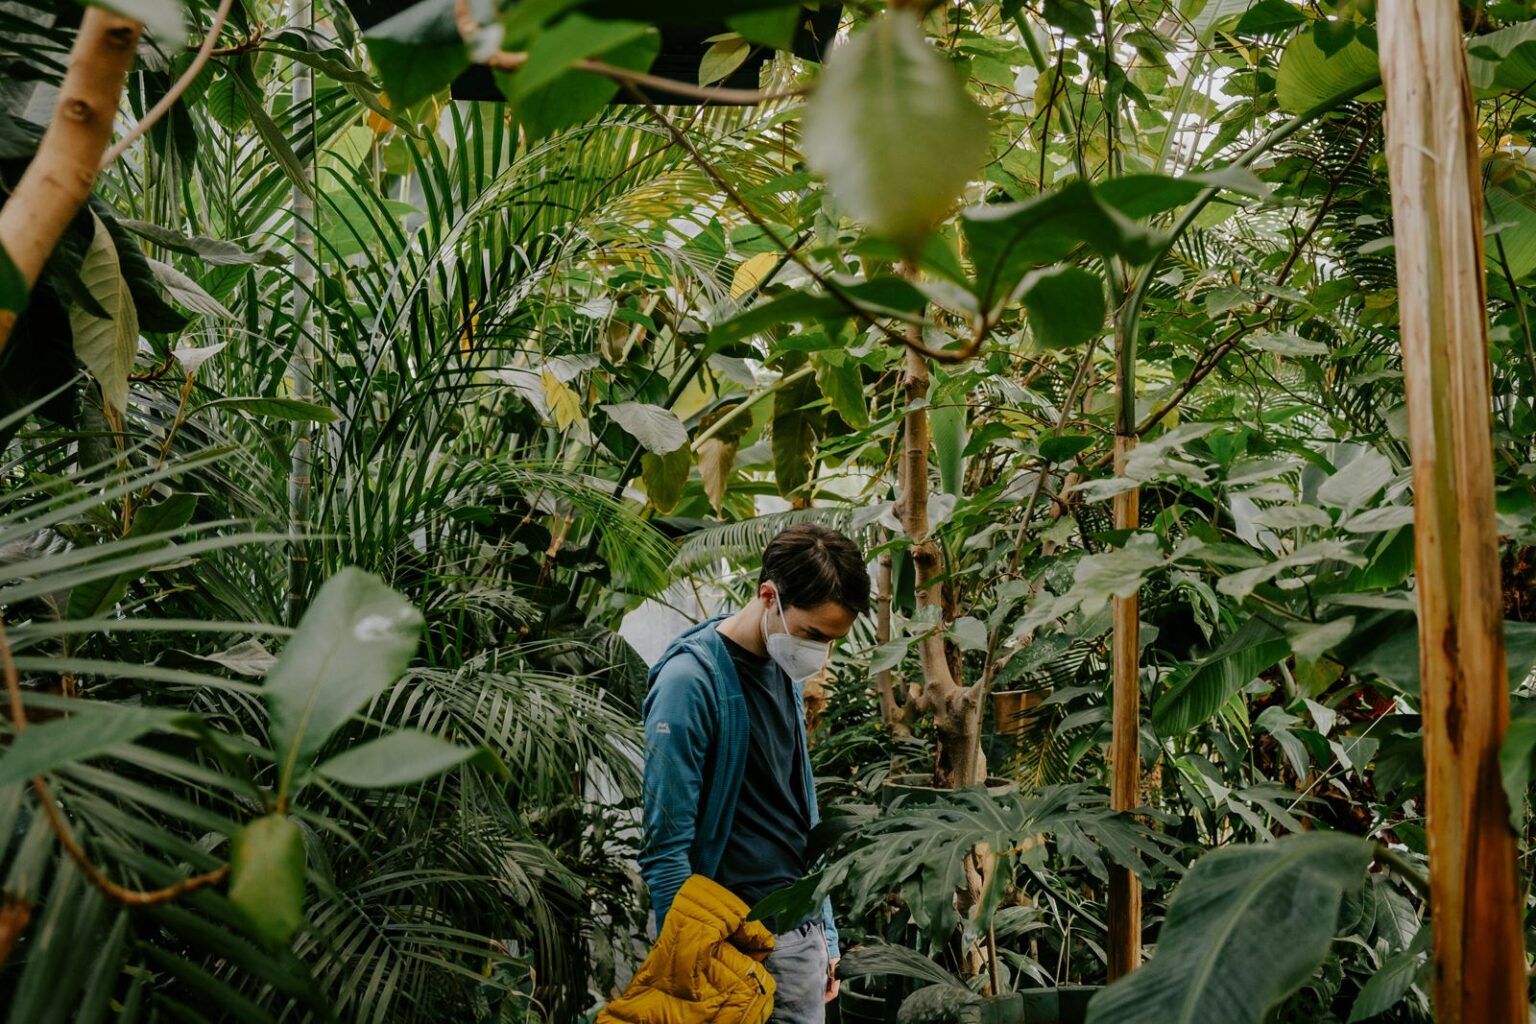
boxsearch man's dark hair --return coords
[759,523,870,615]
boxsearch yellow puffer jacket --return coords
[597,874,776,1024]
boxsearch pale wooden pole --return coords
[0,9,141,352]
[1378,2,1526,1020]
[1107,432,1141,980]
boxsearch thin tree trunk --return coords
[1107,433,1142,980]
[0,9,141,353]
[874,549,913,736]
[1378,2,1525,1020]
[900,338,981,787]
[285,0,316,625]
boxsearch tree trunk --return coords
[899,335,981,788]
[0,9,141,353]
[1378,3,1525,1020]
[1107,433,1142,979]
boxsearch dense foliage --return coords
[5,0,1536,1021]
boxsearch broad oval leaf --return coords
[699,35,751,85]
[314,728,504,788]
[362,0,469,110]
[228,813,307,950]
[598,402,688,455]
[266,568,423,796]
[1276,24,1382,113]
[1086,833,1376,1024]
[1023,266,1106,350]
[802,11,989,250]
[70,214,139,427]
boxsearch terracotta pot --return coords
[991,688,1050,738]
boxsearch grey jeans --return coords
[765,919,829,1023]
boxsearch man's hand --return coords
[824,957,840,1003]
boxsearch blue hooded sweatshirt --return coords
[639,614,840,961]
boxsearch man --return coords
[640,523,870,1023]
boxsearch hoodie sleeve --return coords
[822,897,840,960]
[639,652,715,935]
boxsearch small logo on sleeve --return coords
[655,722,671,734]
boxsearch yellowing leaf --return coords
[698,437,738,513]
[641,446,691,513]
[541,369,586,433]
[69,214,139,429]
[732,251,781,300]
[229,813,307,949]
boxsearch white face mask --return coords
[761,584,831,682]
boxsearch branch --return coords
[454,0,807,106]
[630,92,986,364]
[99,0,235,169]
[484,50,808,106]
[0,616,229,906]
[0,8,142,355]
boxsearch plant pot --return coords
[880,774,1017,810]
[1016,986,1100,1024]
[832,976,900,1024]
[960,993,1023,1024]
[991,688,1050,738]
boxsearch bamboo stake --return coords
[1378,2,1525,1020]
[0,9,141,354]
[1107,433,1141,980]
[285,0,317,625]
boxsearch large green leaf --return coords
[0,704,198,787]
[1347,948,1425,1022]
[812,355,868,429]
[1468,19,1536,95]
[68,214,139,424]
[962,181,1162,309]
[1023,266,1105,349]
[266,569,423,796]
[362,0,468,109]
[314,729,504,788]
[1086,833,1376,1024]
[228,813,306,950]
[1275,24,1382,114]
[802,11,989,250]
[1152,615,1290,735]
[598,402,688,455]
[498,16,660,139]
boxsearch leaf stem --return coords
[1373,843,1431,904]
